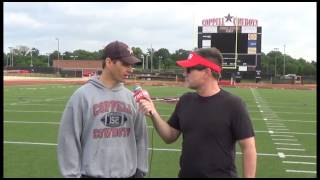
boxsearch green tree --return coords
[63,51,74,60]
[132,47,144,59]
[154,48,171,71]
[171,49,189,62]
[51,50,60,60]
[73,49,95,60]
[302,63,316,75]
[284,62,298,74]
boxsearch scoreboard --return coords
[198,15,262,72]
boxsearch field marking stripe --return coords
[271,132,316,135]
[4,121,60,125]
[265,123,284,125]
[267,126,287,128]
[3,110,316,122]
[275,143,301,146]
[285,170,316,174]
[283,161,316,165]
[4,121,154,128]
[248,105,316,109]
[268,129,289,131]
[4,141,316,158]
[4,141,57,146]
[252,119,315,123]
[276,148,305,151]
[4,110,61,113]
[284,154,316,158]
[3,121,315,135]
[5,103,64,106]
[272,138,298,141]
[249,111,315,115]
[271,135,294,137]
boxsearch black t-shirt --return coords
[167,89,255,178]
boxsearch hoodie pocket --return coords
[86,146,135,177]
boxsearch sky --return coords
[3,2,317,62]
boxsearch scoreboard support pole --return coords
[234,17,238,70]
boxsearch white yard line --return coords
[272,132,316,135]
[272,138,298,141]
[265,123,285,125]
[285,170,316,174]
[248,105,316,109]
[283,161,316,165]
[271,134,294,138]
[267,126,287,128]
[269,128,289,131]
[4,121,316,136]
[252,119,315,123]
[284,154,316,158]
[4,121,60,125]
[249,111,315,115]
[0,140,284,157]
[4,141,57,146]
[5,140,316,159]
[4,110,61,113]
[5,103,65,106]
[274,143,301,146]
[276,148,305,151]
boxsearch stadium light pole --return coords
[273,48,279,77]
[234,16,238,69]
[56,38,60,60]
[158,56,162,71]
[47,53,50,67]
[150,45,153,73]
[6,54,9,67]
[283,44,286,75]
[140,54,145,70]
[9,47,14,67]
[146,54,149,70]
[30,48,35,67]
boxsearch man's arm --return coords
[238,137,257,178]
[139,99,180,144]
[57,96,83,178]
[134,111,149,176]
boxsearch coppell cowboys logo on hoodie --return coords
[100,112,128,127]
[94,112,131,139]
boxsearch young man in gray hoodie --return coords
[57,41,149,178]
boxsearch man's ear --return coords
[205,68,212,77]
[105,58,112,67]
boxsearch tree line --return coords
[3,45,316,76]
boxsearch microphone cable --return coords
[148,121,155,178]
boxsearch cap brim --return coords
[121,56,141,65]
[176,59,199,68]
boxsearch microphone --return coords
[133,85,151,102]
[133,85,153,116]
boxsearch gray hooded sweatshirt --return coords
[57,76,148,178]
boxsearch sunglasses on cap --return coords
[186,65,208,73]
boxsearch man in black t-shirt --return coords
[138,48,257,178]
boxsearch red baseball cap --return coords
[176,52,222,73]
[103,41,141,65]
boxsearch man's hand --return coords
[138,98,158,117]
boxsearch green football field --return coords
[3,84,317,178]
